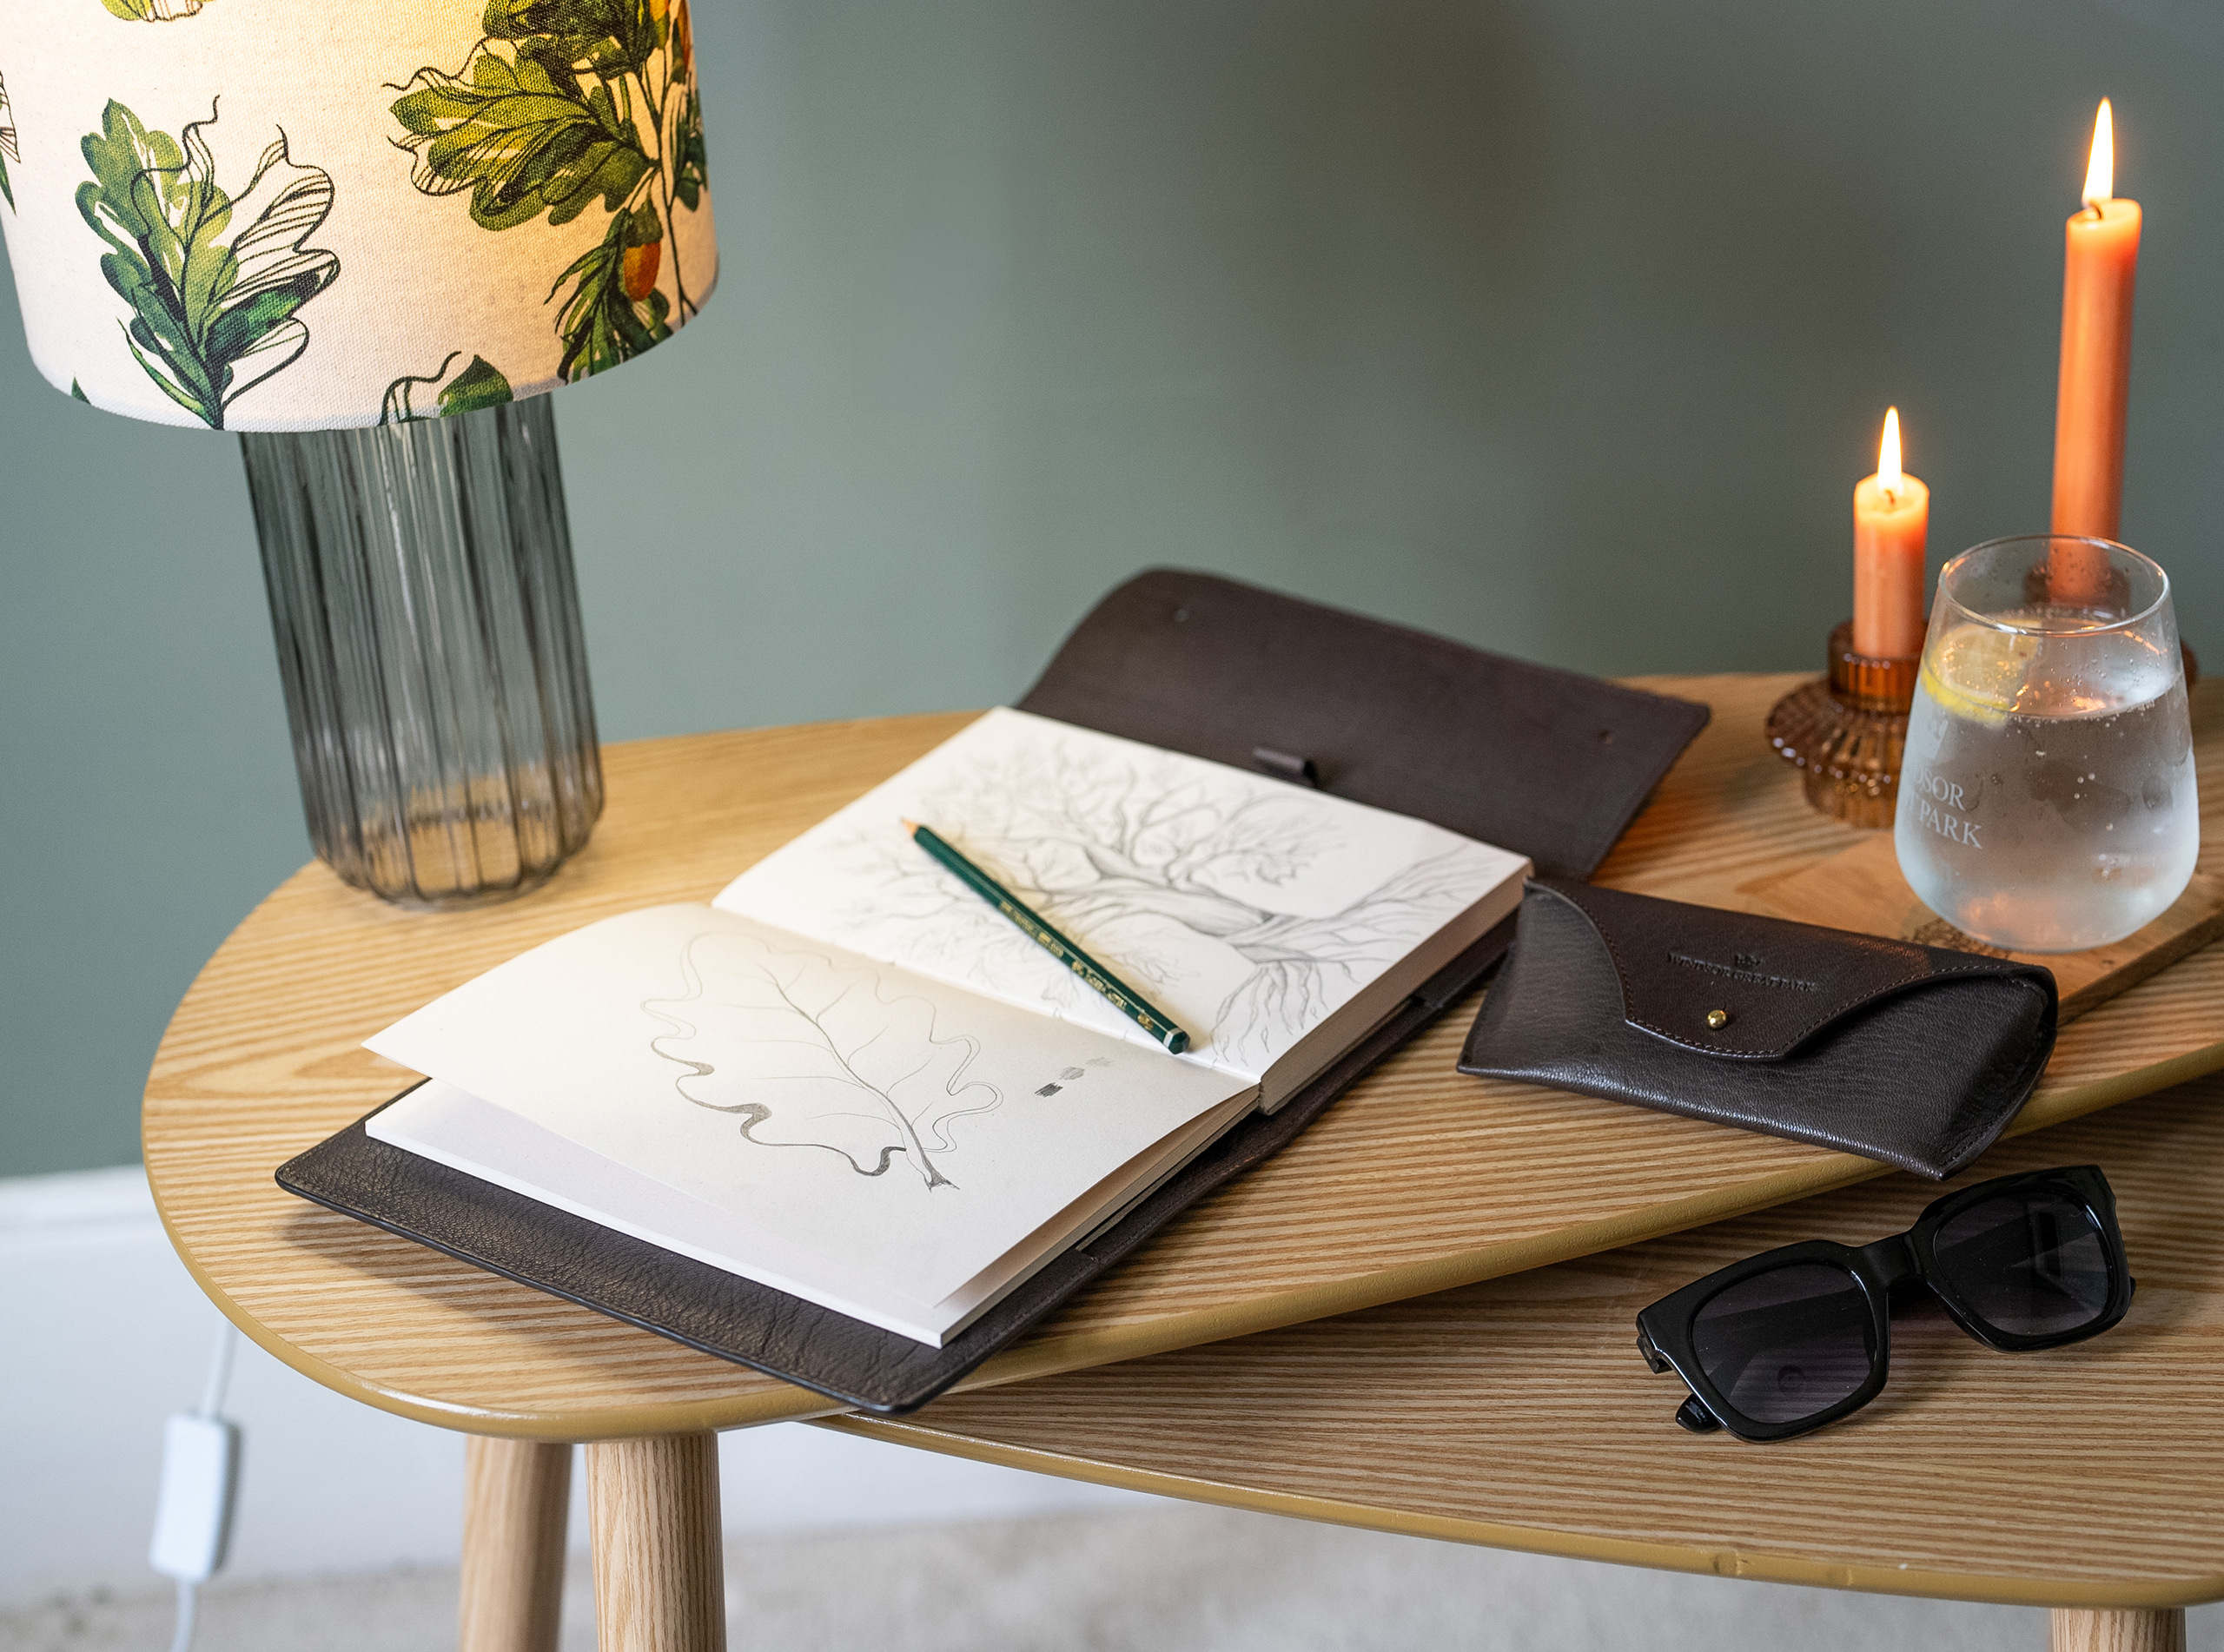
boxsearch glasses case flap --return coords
[1458,879,2059,1178]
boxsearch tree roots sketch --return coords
[644,932,1000,1190]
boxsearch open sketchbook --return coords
[365,708,1531,1345]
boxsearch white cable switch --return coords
[149,1412,240,1583]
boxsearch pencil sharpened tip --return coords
[899,817,919,834]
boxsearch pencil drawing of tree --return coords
[852,745,1478,1065]
[643,932,998,1190]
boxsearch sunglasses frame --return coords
[1634,1164,2134,1442]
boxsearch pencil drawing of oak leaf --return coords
[76,101,339,427]
[645,934,999,1191]
[851,746,1479,1066]
[388,0,707,383]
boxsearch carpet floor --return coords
[5,1503,2215,1651]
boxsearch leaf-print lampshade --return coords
[0,0,717,430]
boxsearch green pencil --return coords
[901,819,1193,1055]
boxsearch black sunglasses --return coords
[1634,1165,2133,1442]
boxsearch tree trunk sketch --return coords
[843,743,1479,1065]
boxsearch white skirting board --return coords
[0,1166,1146,1605]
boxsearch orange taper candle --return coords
[1853,406,1929,659]
[2050,98,2141,589]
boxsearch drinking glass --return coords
[1895,535,2197,953]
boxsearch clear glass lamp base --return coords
[240,399,603,907]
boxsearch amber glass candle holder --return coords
[1764,621,1921,829]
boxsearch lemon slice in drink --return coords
[1922,624,2038,728]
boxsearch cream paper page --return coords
[713,708,1528,1083]
[370,1080,1251,1344]
[364,905,1247,1313]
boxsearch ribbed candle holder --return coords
[1764,620,1920,829]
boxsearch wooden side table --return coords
[142,676,2222,1649]
[831,1073,2224,1652]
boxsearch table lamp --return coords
[0,0,718,905]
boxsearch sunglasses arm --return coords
[1637,1326,1729,1433]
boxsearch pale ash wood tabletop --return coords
[142,674,2224,1443]
[143,673,2224,1652]
[828,1072,2224,1651]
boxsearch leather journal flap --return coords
[1534,878,2059,1060]
[1015,568,1711,880]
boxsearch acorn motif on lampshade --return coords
[0,0,718,430]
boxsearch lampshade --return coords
[0,0,717,431]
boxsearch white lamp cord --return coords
[197,1321,237,1420]
[167,1579,197,1652]
[166,1321,239,1652]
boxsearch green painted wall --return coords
[3,0,2218,1176]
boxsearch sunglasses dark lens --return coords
[1932,1187,2112,1338]
[1691,1262,1877,1425]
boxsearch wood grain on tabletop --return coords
[831,1074,2224,1610]
[142,677,2224,1439]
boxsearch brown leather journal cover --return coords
[279,570,1711,1413]
[1459,879,2059,1179]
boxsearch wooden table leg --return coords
[586,1433,726,1652]
[2051,1608,2187,1652]
[460,1437,573,1652]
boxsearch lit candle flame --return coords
[1878,406,1902,499]
[2082,97,2114,208]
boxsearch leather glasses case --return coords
[1459,879,2059,1179]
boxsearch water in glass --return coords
[1896,539,2197,953]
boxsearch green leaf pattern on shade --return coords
[389,48,649,231]
[552,200,670,380]
[390,0,707,387]
[0,71,17,210]
[76,100,340,428]
[100,0,213,18]
[380,351,514,424]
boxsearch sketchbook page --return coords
[370,1080,1253,1345]
[363,905,1247,1314]
[370,1080,957,1342]
[712,706,1530,1086]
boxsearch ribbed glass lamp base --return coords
[241,400,603,906]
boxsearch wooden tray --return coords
[1747,833,2224,1021]
[142,674,2224,1439]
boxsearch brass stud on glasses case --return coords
[1706,1009,1730,1029]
